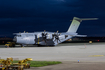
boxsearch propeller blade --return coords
[52,31,61,43]
[41,30,48,45]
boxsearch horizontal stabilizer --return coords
[70,18,98,21]
[78,18,98,21]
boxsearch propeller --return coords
[41,30,48,44]
[52,31,61,43]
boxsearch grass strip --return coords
[13,60,62,67]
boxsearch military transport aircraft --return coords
[13,17,98,47]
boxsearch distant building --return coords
[65,37,105,43]
[0,37,13,44]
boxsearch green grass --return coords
[13,60,18,63]
[13,60,62,67]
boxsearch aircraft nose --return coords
[13,37,17,42]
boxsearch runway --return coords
[0,42,105,62]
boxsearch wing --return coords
[61,32,78,36]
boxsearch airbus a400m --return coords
[13,17,98,47]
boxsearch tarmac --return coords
[0,42,105,70]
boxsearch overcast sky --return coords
[0,0,105,37]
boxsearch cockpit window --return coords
[17,35,21,37]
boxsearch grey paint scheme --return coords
[13,17,98,46]
[14,32,72,46]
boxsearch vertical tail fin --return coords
[67,17,81,33]
[67,17,98,33]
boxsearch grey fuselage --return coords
[13,32,72,46]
